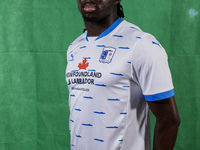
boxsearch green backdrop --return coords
[0,0,199,150]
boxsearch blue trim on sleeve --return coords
[86,18,123,41]
[144,89,174,101]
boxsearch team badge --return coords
[99,47,116,64]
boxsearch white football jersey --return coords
[66,18,174,150]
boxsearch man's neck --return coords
[84,15,118,37]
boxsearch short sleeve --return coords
[132,34,174,101]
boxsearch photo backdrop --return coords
[0,0,199,149]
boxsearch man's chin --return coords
[83,15,98,22]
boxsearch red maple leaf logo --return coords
[78,58,89,70]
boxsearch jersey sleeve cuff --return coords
[144,89,174,102]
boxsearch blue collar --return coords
[86,18,123,41]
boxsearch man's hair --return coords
[117,3,125,18]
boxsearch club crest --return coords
[99,47,116,64]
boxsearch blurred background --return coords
[0,0,199,149]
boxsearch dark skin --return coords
[148,97,180,150]
[77,0,180,149]
[77,0,120,36]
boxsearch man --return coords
[66,0,180,149]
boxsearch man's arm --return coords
[147,96,180,150]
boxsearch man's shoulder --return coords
[116,20,157,46]
[118,20,149,39]
[122,20,162,45]
[68,33,86,50]
[122,20,142,31]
